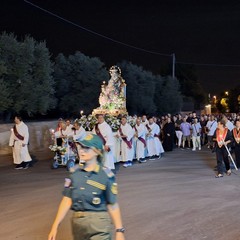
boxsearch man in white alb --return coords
[92,114,115,170]
[134,118,147,163]
[146,117,164,159]
[9,115,32,169]
[116,116,134,167]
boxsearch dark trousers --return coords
[216,147,230,174]
[234,144,240,168]
[72,211,112,240]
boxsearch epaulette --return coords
[103,167,115,178]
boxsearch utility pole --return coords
[172,53,176,79]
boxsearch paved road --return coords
[1,147,240,240]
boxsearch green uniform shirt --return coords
[63,164,117,211]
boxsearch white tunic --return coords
[118,123,134,162]
[54,127,74,138]
[73,126,87,141]
[9,121,32,164]
[141,120,149,126]
[92,121,115,169]
[146,123,164,156]
[134,123,147,159]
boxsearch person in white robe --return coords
[72,121,86,141]
[141,115,149,126]
[116,116,134,167]
[134,118,147,163]
[9,115,32,169]
[92,114,115,170]
[146,117,164,159]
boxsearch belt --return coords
[73,211,107,218]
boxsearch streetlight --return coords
[80,110,84,116]
[225,91,229,96]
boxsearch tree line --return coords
[0,32,206,121]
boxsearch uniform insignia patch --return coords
[85,134,93,141]
[111,183,118,194]
[92,197,101,205]
[103,167,115,178]
[64,178,71,188]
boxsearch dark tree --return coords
[54,51,108,116]
[118,61,157,115]
[0,32,56,119]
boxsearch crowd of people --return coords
[50,112,240,177]
[9,112,240,177]
[52,114,164,170]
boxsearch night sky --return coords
[1,0,240,95]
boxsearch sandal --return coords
[215,174,223,178]
[226,170,231,176]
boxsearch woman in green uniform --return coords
[48,134,125,240]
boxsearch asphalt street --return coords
[1,147,240,240]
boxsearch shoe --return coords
[192,149,196,151]
[139,158,147,163]
[123,163,128,168]
[215,174,223,178]
[226,170,231,176]
[198,148,201,150]
[128,162,132,167]
[15,163,23,170]
[23,162,29,169]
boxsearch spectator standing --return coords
[191,118,202,151]
[180,117,192,149]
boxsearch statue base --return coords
[92,108,128,116]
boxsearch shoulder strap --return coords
[13,125,24,141]
[103,167,115,178]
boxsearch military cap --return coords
[75,134,103,155]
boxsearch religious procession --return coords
[6,65,240,240]
[9,66,240,180]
